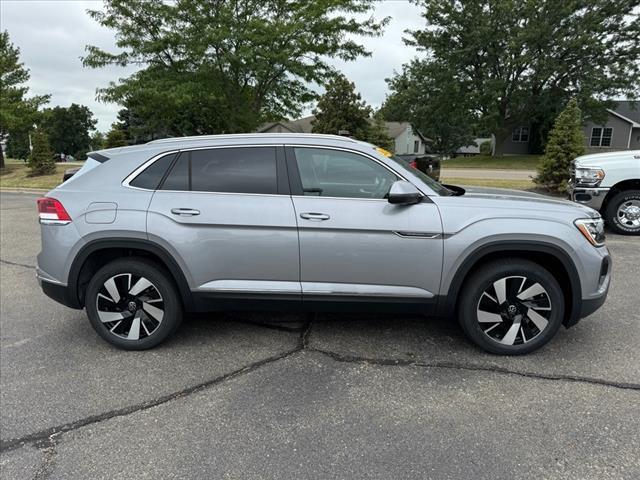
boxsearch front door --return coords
[287,146,443,307]
[147,145,300,297]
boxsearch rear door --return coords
[287,146,443,308]
[146,145,300,298]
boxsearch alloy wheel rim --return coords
[95,273,164,340]
[616,199,640,230]
[476,275,552,346]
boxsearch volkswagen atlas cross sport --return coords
[36,134,611,355]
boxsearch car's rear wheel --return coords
[458,259,564,355]
[85,258,182,350]
[604,190,640,235]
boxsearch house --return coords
[256,116,430,155]
[455,137,493,156]
[499,101,640,155]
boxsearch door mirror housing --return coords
[387,180,423,205]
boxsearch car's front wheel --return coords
[85,258,182,350]
[458,259,564,355]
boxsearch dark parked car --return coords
[62,167,80,182]
[395,154,441,181]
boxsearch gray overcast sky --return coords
[1,0,424,132]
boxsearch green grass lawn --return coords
[0,162,67,190]
[443,154,541,170]
[441,177,535,190]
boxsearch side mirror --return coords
[387,180,423,205]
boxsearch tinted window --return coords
[161,153,189,191]
[294,147,397,199]
[130,153,177,190]
[190,147,277,194]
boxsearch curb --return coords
[0,187,49,195]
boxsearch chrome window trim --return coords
[122,150,180,191]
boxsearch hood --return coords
[574,150,640,168]
[438,186,600,219]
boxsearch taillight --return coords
[409,160,418,169]
[37,197,71,224]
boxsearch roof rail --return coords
[146,132,358,145]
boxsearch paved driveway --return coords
[1,191,639,479]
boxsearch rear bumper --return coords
[569,186,610,211]
[38,277,81,309]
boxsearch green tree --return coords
[90,131,105,150]
[28,129,55,176]
[83,0,388,136]
[534,99,586,192]
[40,104,97,159]
[366,110,393,151]
[0,31,49,166]
[404,0,640,155]
[382,60,475,155]
[312,74,372,139]
[104,127,128,148]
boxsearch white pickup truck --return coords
[569,150,640,234]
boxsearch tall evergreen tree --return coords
[28,129,55,176]
[534,99,586,192]
[0,31,49,166]
[312,74,372,139]
[40,104,97,159]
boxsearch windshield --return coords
[386,155,453,196]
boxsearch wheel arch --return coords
[69,238,194,310]
[439,241,582,327]
[601,178,640,213]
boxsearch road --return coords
[441,168,536,180]
[1,191,639,479]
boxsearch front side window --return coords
[590,127,613,147]
[512,127,529,142]
[293,147,397,199]
[160,147,278,194]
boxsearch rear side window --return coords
[160,147,277,194]
[129,153,177,190]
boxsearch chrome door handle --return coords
[300,212,330,221]
[171,208,200,216]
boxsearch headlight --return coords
[575,218,606,247]
[575,167,605,186]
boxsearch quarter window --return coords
[160,147,278,194]
[129,153,177,190]
[590,127,613,147]
[512,127,529,143]
[293,147,397,199]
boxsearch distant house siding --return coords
[499,126,530,155]
[394,127,426,155]
[583,114,632,153]
[629,128,640,150]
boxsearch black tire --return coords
[604,190,640,235]
[458,259,564,355]
[85,257,182,350]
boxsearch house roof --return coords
[608,101,640,128]
[257,116,431,142]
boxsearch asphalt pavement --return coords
[1,191,639,479]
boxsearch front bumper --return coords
[569,185,610,212]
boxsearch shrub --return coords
[27,130,55,176]
[534,98,586,192]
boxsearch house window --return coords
[590,127,613,147]
[512,127,529,143]
[414,140,419,153]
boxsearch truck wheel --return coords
[458,259,564,355]
[604,190,640,235]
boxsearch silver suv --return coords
[37,134,611,354]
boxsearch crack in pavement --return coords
[0,322,312,455]
[2,317,637,460]
[32,434,59,480]
[0,258,36,270]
